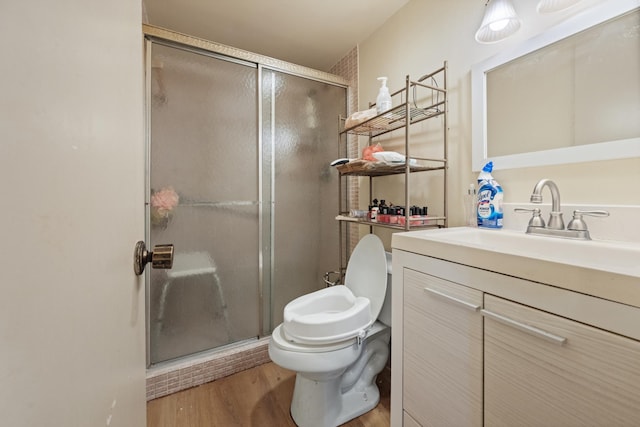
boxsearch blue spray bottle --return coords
[477,161,503,228]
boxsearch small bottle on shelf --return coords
[370,199,379,222]
[378,200,389,223]
[397,206,406,226]
[376,77,392,115]
[389,207,399,225]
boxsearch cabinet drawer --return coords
[403,269,483,427]
[484,294,640,426]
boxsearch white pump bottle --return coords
[376,77,392,115]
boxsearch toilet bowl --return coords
[268,234,391,427]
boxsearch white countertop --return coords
[392,226,640,309]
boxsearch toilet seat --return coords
[271,323,357,353]
[283,285,371,344]
[282,234,388,345]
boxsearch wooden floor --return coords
[147,362,390,426]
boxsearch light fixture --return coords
[537,0,583,14]
[475,0,521,44]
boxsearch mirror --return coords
[472,1,640,171]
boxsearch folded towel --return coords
[372,151,417,165]
[345,108,377,129]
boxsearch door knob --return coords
[134,241,174,275]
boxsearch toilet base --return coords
[289,328,390,427]
[291,374,381,427]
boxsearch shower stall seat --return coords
[156,251,232,341]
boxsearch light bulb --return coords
[489,19,510,31]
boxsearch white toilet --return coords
[268,234,392,427]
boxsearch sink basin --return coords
[423,227,640,278]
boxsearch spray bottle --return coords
[477,161,503,228]
[376,77,392,115]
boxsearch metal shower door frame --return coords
[143,25,349,366]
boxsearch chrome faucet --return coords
[515,179,609,240]
[530,179,564,230]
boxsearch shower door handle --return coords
[133,241,174,275]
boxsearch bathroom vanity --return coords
[390,227,640,426]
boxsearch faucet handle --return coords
[573,209,610,217]
[514,207,546,228]
[567,210,609,231]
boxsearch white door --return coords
[0,2,146,426]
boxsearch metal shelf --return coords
[336,160,445,177]
[336,215,446,231]
[340,102,445,138]
[337,61,449,279]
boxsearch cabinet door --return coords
[404,411,422,427]
[403,269,483,426]
[484,294,640,426]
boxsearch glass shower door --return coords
[147,42,259,364]
[261,69,346,327]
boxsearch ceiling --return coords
[143,0,410,71]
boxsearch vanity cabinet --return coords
[484,294,640,426]
[391,249,640,427]
[403,269,482,426]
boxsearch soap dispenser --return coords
[376,77,392,115]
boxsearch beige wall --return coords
[359,0,640,233]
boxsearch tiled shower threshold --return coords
[146,336,271,401]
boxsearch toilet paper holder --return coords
[323,270,342,287]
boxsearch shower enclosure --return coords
[145,34,347,365]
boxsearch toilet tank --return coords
[377,252,393,326]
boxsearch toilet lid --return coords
[344,234,388,323]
